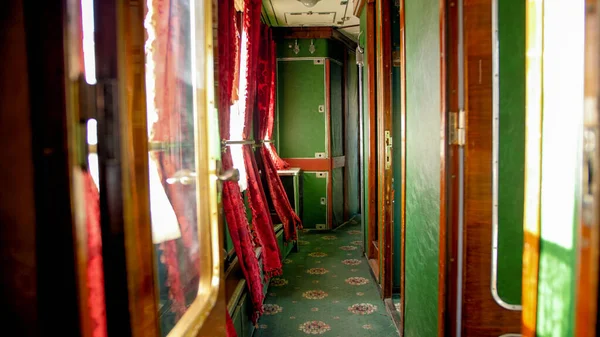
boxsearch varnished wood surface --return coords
[366,1,378,261]
[23,0,83,335]
[376,0,394,299]
[576,0,600,336]
[121,2,160,336]
[0,1,39,334]
[94,0,133,335]
[462,0,521,335]
[445,0,461,336]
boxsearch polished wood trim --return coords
[445,0,461,335]
[23,0,82,334]
[462,0,521,335]
[575,1,600,336]
[333,156,346,169]
[399,0,407,333]
[366,0,378,262]
[521,0,543,335]
[437,0,448,335]
[120,1,160,336]
[376,0,393,299]
[0,2,40,334]
[282,158,332,171]
[353,0,367,17]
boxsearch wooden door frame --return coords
[375,0,394,299]
[576,0,600,336]
[95,1,160,336]
[365,0,379,267]
[444,0,460,336]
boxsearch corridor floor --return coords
[254,219,398,336]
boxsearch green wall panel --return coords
[330,62,344,157]
[277,39,345,61]
[277,60,326,158]
[302,172,328,228]
[496,0,526,306]
[404,0,441,335]
[346,52,360,216]
[332,167,344,226]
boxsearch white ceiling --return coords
[261,0,360,40]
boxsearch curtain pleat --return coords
[218,0,265,323]
[256,24,303,242]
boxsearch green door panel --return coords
[332,167,344,226]
[302,171,328,229]
[345,52,360,217]
[495,0,526,306]
[404,0,441,335]
[277,60,326,158]
[330,62,343,157]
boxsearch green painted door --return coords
[302,171,328,229]
[277,60,327,159]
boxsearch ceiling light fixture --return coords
[297,0,322,8]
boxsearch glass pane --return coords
[145,0,200,335]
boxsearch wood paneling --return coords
[462,0,520,335]
[445,0,461,336]
[23,0,83,334]
[366,0,378,262]
[376,0,393,299]
[576,0,600,336]
[121,1,160,336]
[0,1,39,334]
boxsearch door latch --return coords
[385,130,392,170]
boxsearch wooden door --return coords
[94,0,227,336]
[447,0,524,335]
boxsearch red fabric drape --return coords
[256,24,303,242]
[218,0,264,323]
[84,171,107,337]
[240,0,282,279]
[147,0,197,318]
[226,311,238,337]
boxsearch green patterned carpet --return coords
[254,220,398,336]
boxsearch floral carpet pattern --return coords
[254,220,398,336]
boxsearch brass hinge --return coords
[449,110,466,146]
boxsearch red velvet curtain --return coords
[241,0,282,279]
[256,24,303,242]
[218,0,264,323]
[84,171,107,337]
